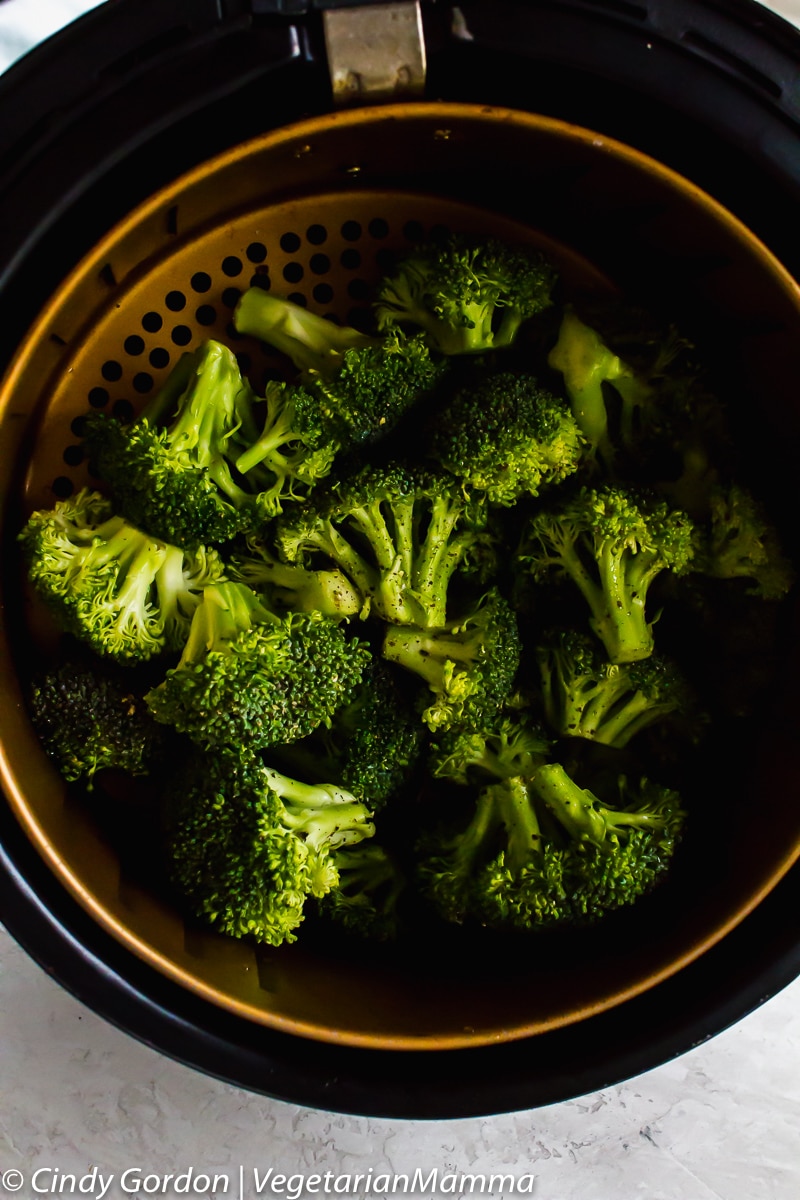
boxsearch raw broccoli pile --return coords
[18,228,795,947]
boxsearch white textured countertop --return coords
[2,1,800,1196]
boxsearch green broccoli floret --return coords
[228,379,340,517]
[419,760,683,929]
[230,533,363,621]
[273,659,426,809]
[374,234,557,355]
[164,753,375,946]
[234,290,444,446]
[429,713,552,785]
[427,370,587,506]
[536,628,700,748]
[29,656,167,787]
[489,758,681,926]
[518,486,696,664]
[84,340,261,549]
[275,464,491,628]
[19,489,225,663]
[145,580,371,753]
[693,483,795,599]
[382,587,521,733]
[318,843,406,941]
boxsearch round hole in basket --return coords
[1,103,800,1050]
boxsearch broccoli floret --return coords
[518,486,696,664]
[164,753,375,946]
[29,656,167,786]
[374,234,557,355]
[228,379,340,516]
[536,628,700,748]
[547,304,699,467]
[429,714,552,785]
[419,760,683,929]
[274,659,426,809]
[382,587,521,733]
[693,483,795,599]
[84,340,261,549]
[145,580,371,753]
[234,290,444,446]
[427,370,587,506]
[318,843,406,941]
[230,533,363,621]
[276,464,491,628]
[20,489,225,663]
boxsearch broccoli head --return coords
[427,370,587,506]
[276,463,492,628]
[20,489,225,663]
[374,233,557,355]
[29,656,167,786]
[145,580,371,753]
[693,483,795,600]
[519,485,696,664]
[84,340,261,549]
[419,759,684,929]
[382,587,521,733]
[164,753,375,946]
[234,289,445,446]
[536,627,702,748]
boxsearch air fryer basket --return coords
[2,0,800,1113]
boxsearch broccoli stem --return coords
[492,777,544,874]
[531,762,668,848]
[410,496,463,628]
[382,626,477,692]
[234,290,374,378]
[263,767,375,850]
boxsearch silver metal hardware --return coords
[323,2,426,106]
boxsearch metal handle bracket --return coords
[322,1,426,104]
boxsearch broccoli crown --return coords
[694,484,795,600]
[164,753,375,946]
[536,627,698,748]
[84,340,260,549]
[382,587,522,733]
[318,843,406,940]
[229,379,340,517]
[375,234,557,355]
[419,762,684,929]
[85,413,247,549]
[307,330,446,447]
[29,657,167,786]
[233,289,445,446]
[519,485,696,663]
[20,489,225,663]
[145,581,371,753]
[428,370,587,506]
[276,463,491,628]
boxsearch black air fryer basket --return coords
[1,0,800,1117]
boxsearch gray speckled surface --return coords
[2,1,800,1194]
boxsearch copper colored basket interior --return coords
[2,103,800,1051]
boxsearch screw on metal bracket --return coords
[322,1,426,106]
